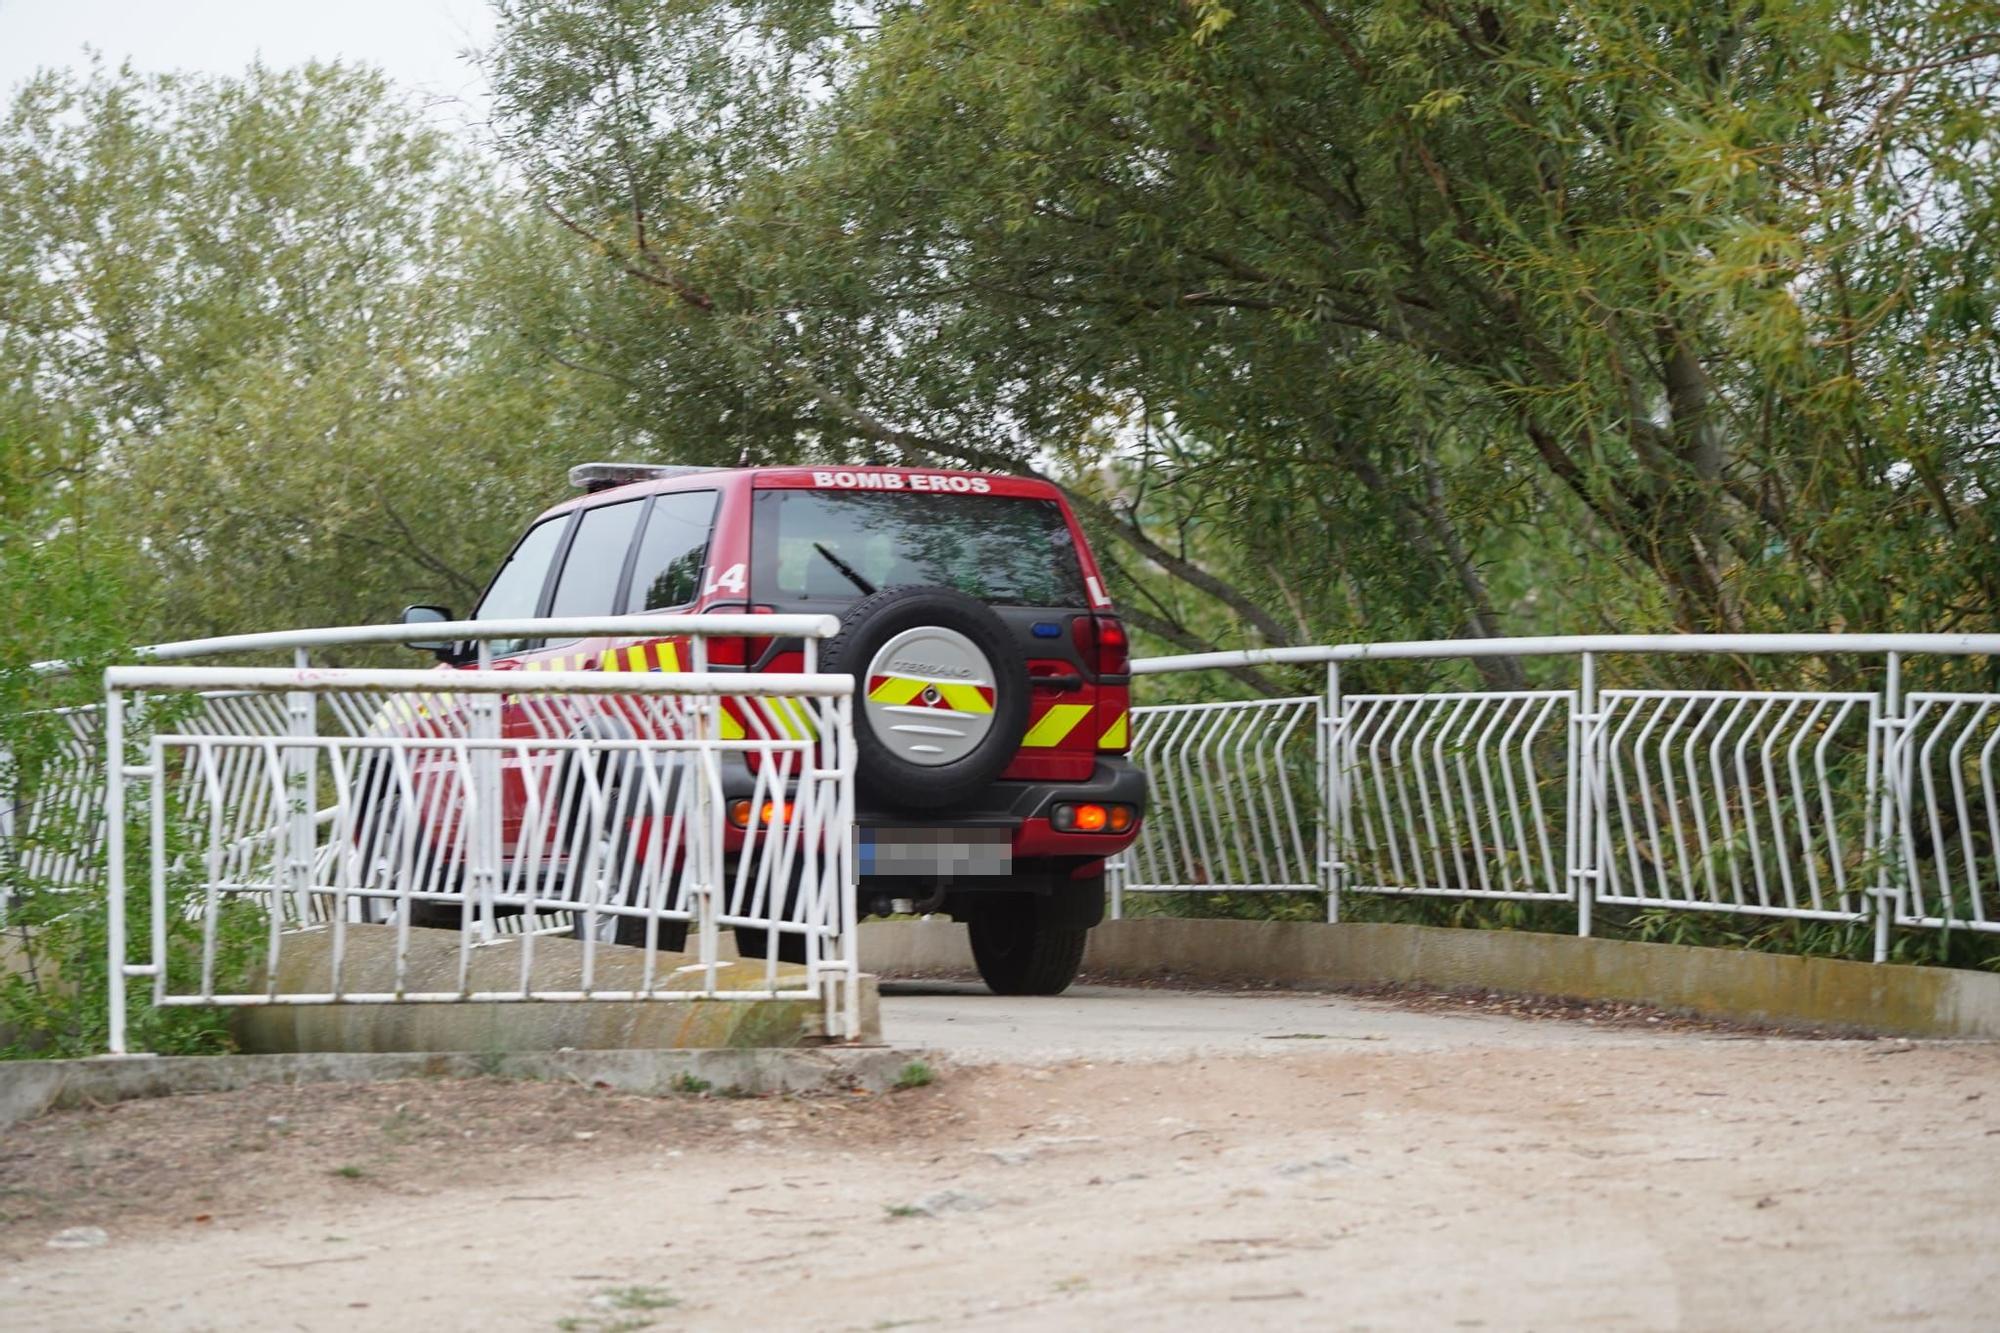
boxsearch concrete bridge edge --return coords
[860,918,2000,1039]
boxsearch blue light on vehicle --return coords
[1032,622,1061,638]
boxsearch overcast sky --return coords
[0,0,498,129]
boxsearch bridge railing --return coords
[5,615,862,1053]
[1110,634,2000,962]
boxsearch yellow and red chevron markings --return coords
[1098,708,1129,749]
[520,640,684,674]
[1022,702,1091,748]
[866,674,996,714]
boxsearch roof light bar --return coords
[568,462,722,494]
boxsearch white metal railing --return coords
[1112,697,1321,913]
[4,615,843,916]
[1110,633,2000,963]
[102,658,857,1053]
[0,614,861,1053]
[1341,691,1571,902]
[0,705,105,897]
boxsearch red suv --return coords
[399,464,1146,995]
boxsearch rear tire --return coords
[351,795,457,927]
[732,921,808,965]
[568,814,690,953]
[570,900,690,953]
[969,897,1088,996]
[732,863,808,964]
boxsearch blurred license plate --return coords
[859,827,1012,877]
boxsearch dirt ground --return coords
[2,1000,1998,1331]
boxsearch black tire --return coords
[568,810,691,953]
[732,921,808,965]
[571,904,690,953]
[351,793,447,927]
[351,752,472,929]
[821,586,1029,811]
[733,863,807,964]
[969,896,1089,996]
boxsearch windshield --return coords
[751,489,1088,607]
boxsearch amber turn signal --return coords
[727,799,796,828]
[1051,801,1135,834]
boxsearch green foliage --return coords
[0,692,268,1059]
[891,1059,934,1090]
[0,62,628,645]
[488,0,2000,683]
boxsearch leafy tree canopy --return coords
[490,0,2000,680]
[0,61,623,645]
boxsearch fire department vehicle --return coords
[391,463,1147,995]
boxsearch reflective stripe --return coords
[1021,703,1091,748]
[936,682,994,714]
[867,674,995,714]
[605,641,683,673]
[762,696,818,740]
[1099,710,1129,749]
[868,675,927,706]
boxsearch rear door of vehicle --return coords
[744,471,1129,788]
[512,489,725,842]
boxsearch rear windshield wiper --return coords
[812,542,876,596]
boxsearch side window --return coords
[548,499,645,621]
[471,516,569,656]
[625,491,718,612]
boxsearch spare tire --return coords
[821,586,1029,811]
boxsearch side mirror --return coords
[399,604,458,660]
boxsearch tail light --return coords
[1071,614,1130,677]
[1051,802,1136,833]
[729,799,796,828]
[702,634,773,668]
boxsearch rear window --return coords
[752,489,1088,607]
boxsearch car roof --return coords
[531,465,1067,525]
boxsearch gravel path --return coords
[3,989,1996,1330]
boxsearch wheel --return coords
[349,793,422,924]
[571,904,689,952]
[820,586,1029,811]
[732,863,807,964]
[968,895,1089,996]
[568,812,690,953]
[349,764,464,928]
[732,920,808,964]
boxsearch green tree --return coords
[0,61,622,644]
[488,0,2000,678]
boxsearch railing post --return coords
[693,641,722,992]
[1871,651,1904,964]
[103,686,129,1056]
[1323,661,1344,924]
[1571,652,1598,938]
[836,688,859,1037]
[285,649,318,928]
[466,691,503,942]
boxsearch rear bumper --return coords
[720,754,1147,868]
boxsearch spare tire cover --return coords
[821,586,1029,811]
